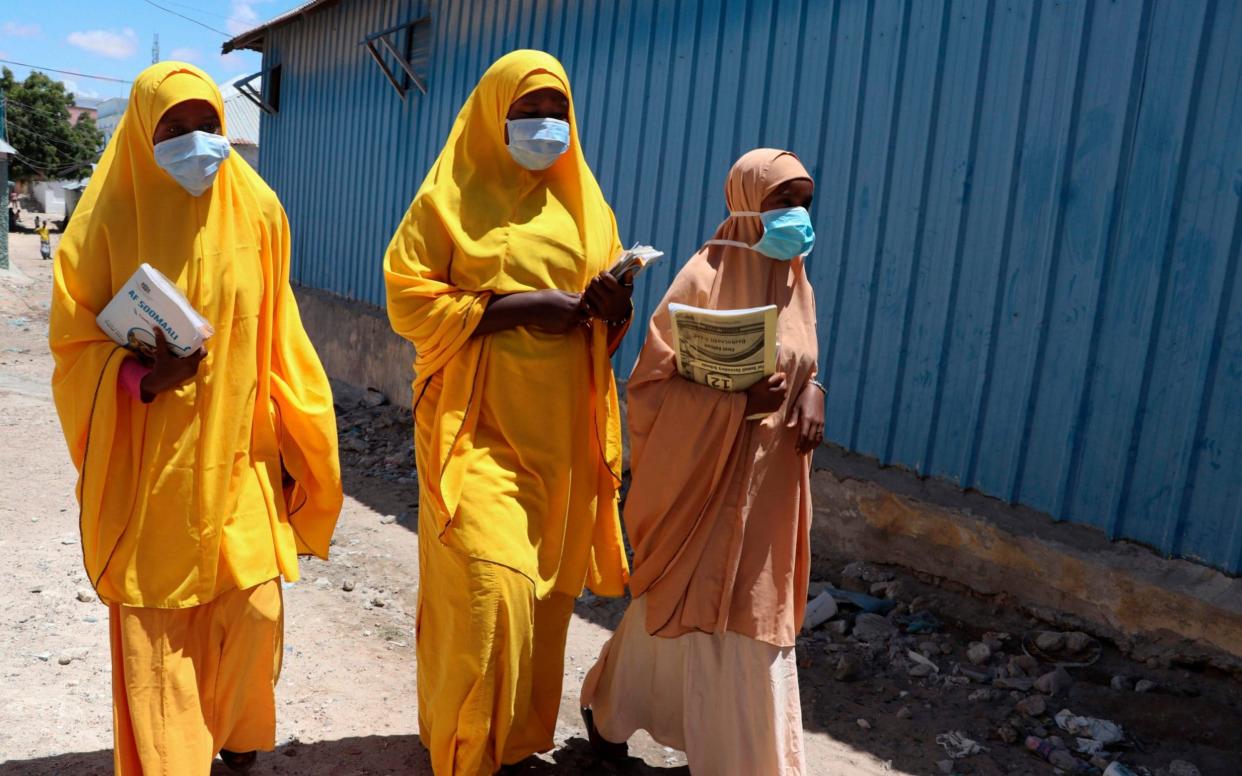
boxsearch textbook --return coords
[668,302,777,394]
[608,242,664,284]
[96,263,214,358]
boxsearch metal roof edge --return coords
[222,0,343,54]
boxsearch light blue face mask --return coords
[707,206,816,260]
[506,117,571,171]
[153,130,232,196]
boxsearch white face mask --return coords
[505,117,571,170]
[153,131,231,196]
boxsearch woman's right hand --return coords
[524,289,588,334]
[744,372,788,417]
[139,329,206,403]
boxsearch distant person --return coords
[384,50,633,774]
[48,62,343,775]
[36,219,51,259]
[581,149,824,775]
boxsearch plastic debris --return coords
[907,649,941,674]
[1055,708,1125,746]
[936,731,987,759]
[801,590,839,631]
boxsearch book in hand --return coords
[608,242,664,284]
[668,302,778,401]
[96,263,214,358]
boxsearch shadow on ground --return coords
[2,735,686,775]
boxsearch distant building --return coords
[220,79,261,170]
[68,97,100,126]
[96,97,127,146]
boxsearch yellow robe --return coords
[48,62,342,772]
[384,50,629,774]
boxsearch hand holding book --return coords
[137,328,206,403]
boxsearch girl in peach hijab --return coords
[581,149,824,775]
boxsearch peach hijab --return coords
[623,149,819,647]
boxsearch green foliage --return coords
[1,67,105,180]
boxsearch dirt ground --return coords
[2,227,1240,775]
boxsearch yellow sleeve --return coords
[383,196,491,382]
[268,205,343,558]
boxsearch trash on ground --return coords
[936,731,987,759]
[1055,708,1125,746]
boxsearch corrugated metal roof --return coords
[0,139,16,156]
[256,0,1242,576]
[219,79,261,146]
[222,0,343,52]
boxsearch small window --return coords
[236,65,280,115]
[362,16,431,99]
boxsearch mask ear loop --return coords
[704,210,764,251]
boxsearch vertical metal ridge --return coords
[848,0,914,453]
[963,0,1043,491]
[1056,0,1154,519]
[1109,0,1215,545]
[820,0,876,401]
[659,0,711,300]
[884,0,952,467]
[924,0,996,476]
[1170,164,1242,560]
[1010,0,1094,502]
[785,0,814,151]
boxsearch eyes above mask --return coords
[153,131,232,196]
[505,117,571,171]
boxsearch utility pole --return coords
[152,33,160,64]
[0,94,11,271]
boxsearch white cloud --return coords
[66,28,139,60]
[169,47,201,63]
[62,79,103,101]
[3,21,41,37]
[227,1,262,35]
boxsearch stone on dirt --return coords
[967,642,992,665]
[1035,667,1073,695]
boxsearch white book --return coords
[96,263,214,358]
[608,242,664,284]
[668,302,777,394]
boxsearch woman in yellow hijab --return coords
[49,62,342,774]
[384,50,633,774]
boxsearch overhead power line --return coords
[141,0,231,36]
[0,59,132,84]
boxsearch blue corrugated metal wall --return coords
[259,0,1242,574]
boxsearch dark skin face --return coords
[760,177,814,211]
[151,99,221,146]
[503,87,570,143]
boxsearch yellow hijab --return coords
[385,50,628,596]
[50,62,342,607]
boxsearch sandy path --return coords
[0,233,900,775]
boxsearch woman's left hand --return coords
[583,271,632,323]
[788,381,826,455]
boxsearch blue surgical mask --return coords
[752,207,815,260]
[153,131,231,196]
[706,206,816,260]
[506,117,571,171]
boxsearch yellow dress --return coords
[49,62,341,774]
[384,50,629,775]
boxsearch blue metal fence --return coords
[258,0,1242,574]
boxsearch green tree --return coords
[1,67,105,180]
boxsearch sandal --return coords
[219,749,258,773]
[581,706,628,761]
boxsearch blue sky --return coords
[0,1,304,102]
